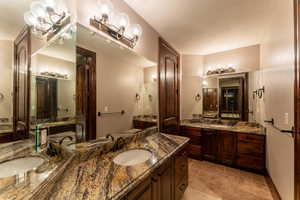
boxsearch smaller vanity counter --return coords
[180,119,266,173]
[133,115,157,129]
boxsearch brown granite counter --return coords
[44,131,189,200]
[0,140,74,200]
[181,119,265,135]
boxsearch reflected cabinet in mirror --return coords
[201,72,257,121]
[31,25,77,144]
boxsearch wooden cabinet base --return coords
[125,146,188,200]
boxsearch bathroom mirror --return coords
[31,25,77,141]
[201,71,260,122]
[77,23,158,140]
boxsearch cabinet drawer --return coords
[187,144,202,159]
[237,141,264,155]
[175,175,188,200]
[238,133,264,144]
[236,155,265,171]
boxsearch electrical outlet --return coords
[104,106,108,112]
[284,113,289,125]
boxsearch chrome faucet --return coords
[106,134,115,141]
[113,137,126,152]
[59,136,73,146]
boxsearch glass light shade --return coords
[114,12,129,29]
[130,24,142,37]
[40,0,57,9]
[97,0,114,18]
[31,1,47,18]
[24,11,39,26]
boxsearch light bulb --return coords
[40,0,57,9]
[24,11,39,26]
[97,0,114,18]
[130,24,142,37]
[115,12,129,29]
[31,1,47,18]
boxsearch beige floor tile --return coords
[183,159,274,200]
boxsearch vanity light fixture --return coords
[24,0,70,41]
[206,64,236,76]
[195,93,201,102]
[90,0,143,48]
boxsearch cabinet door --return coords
[202,129,218,161]
[127,177,152,200]
[218,131,236,165]
[159,163,173,200]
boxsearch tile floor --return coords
[182,159,273,200]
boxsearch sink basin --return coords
[113,149,152,166]
[0,156,44,178]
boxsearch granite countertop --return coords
[181,119,265,135]
[133,116,157,123]
[0,127,189,200]
[0,140,74,200]
[43,132,189,200]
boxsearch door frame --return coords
[158,37,181,133]
[295,0,300,199]
[76,46,97,141]
[12,26,31,142]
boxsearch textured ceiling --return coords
[124,0,272,55]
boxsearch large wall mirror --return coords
[201,71,260,122]
[77,24,158,140]
[31,25,77,143]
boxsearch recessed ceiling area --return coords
[124,0,272,55]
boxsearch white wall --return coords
[0,40,13,122]
[259,0,295,199]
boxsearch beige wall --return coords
[0,40,13,121]
[181,45,260,119]
[142,66,158,116]
[203,45,260,75]
[259,0,295,199]
[181,55,204,119]
[76,0,160,63]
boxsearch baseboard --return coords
[265,171,282,200]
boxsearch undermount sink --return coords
[113,149,152,166]
[0,156,44,178]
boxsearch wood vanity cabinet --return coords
[217,131,236,165]
[180,126,202,159]
[133,120,157,130]
[180,125,266,173]
[202,129,218,161]
[236,133,265,171]
[125,147,188,200]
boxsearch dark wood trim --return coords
[12,26,31,141]
[158,37,181,133]
[295,0,300,199]
[76,46,97,141]
[265,171,282,200]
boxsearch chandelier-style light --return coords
[91,0,143,48]
[24,0,70,40]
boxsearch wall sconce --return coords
[0,93,4,102]
[148,94,153,102]
[24,0,70,40]
[202,80,208,86]
[195,93,201,102]
[152,74,157,82]
[90,0,143,48]
[135,93,141,101]
[253,86,265,99]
